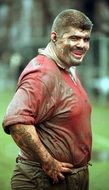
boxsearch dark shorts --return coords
[11,159,89,190]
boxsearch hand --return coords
[42,157,73,183]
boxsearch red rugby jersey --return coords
[3,55,92,167]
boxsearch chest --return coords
[54,70,91,119]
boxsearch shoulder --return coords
[17,55,61,92]
[19,55,59,79]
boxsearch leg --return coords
[11,160,51,190]
[65,168,89,190]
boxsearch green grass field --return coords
[0,90,109,190]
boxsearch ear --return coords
[51,31,57,42]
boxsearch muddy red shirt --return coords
[3,55,92,167]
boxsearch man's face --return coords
[53,27,91,68]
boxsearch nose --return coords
[76,39,85,48]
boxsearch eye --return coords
[69,36,79,41]
[84,37,90,42]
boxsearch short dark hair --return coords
[51,9,93,36]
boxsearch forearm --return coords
[9,124,73,182]
[9,124,52,164]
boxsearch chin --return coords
[70,59,82,66]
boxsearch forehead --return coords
[62,27,91,38]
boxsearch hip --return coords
[11,156,90,190]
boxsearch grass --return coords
[0,90,109,190]
[89,161,109,190]
[89,101,109,190]
[0,90,18,190]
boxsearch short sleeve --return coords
[2,71,55,134]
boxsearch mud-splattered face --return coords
[52,27,91,68]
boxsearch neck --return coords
[38,41,68,70]
[38,42,77,82]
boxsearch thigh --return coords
[66,168,89,190]
[11,160,50,190]
[11,160,67,190]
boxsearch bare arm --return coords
[9,124,73,183]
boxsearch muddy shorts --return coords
[11,158,89,190]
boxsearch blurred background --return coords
[0,0,109,189]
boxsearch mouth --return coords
[71,50,85,59]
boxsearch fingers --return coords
[61,162,73,173]
[51,162,73,183]
[62,162,73,168]
[61,167,72,173]
[42,160,73,183]
[58,173,65,180]
[52,171,65,184]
